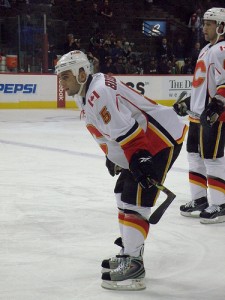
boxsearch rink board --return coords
[0,73,193,108]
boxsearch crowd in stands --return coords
[1,0,224,75]
[42,0,221,75]
[53,30,201,76]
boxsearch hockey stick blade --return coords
[148,179,176,224]
[175,91,187,104]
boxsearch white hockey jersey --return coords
[190,39,225,121]
[81,73,187,169]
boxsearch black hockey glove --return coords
[129,150,158,189]
[200,97,224,127]
[105,156,122,177]
[173,96,191,116]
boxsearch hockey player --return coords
[173,7,225,224]
[55,50,187,290]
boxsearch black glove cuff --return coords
[211,97,224,115]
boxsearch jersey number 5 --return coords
[100,106,111,124]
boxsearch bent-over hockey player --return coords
[55,50,187,290]
[173,7,225,224]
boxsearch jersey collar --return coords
[83,75,93,105]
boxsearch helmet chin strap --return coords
[76,72,87,96]
[77,83,84,96]
[214,23,225,44]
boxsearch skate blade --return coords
[180,211,200,218]
[200,215,225,224]
[101,278,146,291]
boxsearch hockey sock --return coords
[120,210,149,257]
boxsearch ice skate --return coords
[200,204,225,224]
[180,196,208,217]
[101,237,124,271]
[101,255,146,291]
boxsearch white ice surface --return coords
[0,109,225,300]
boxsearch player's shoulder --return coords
[211,39,225,53]
[86,73,111,108]
[87,73,105,95]
[88,72,118,96]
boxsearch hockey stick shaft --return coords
[148,179,176,224]
[187,110,200,118]
[176,91,187,103]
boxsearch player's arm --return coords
[200,52,225,127]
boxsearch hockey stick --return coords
[148,179,176,225]
[176,91,187,103]
[187,110,200,118]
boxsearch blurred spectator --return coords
[121,37,133,53]
[114,56,126,74]
[110,40,127,61]
[97,43,111,66]
[170,56,180,74]
[190,41,201,67]
[125,56,137,74]
[144,57,158,74]
[100,56,117,74]
[195,8,203,42]
[188,13,200,32]
[188,9,202,44]
[136,59,144,74]
[92,1,100,17]
[157,37,173,62]
[107,32,116,50]
[63,33,80,54]
[159,55,178,74]
[89,29,104,53]
[173,37,186,73]
[91,1,101,29]
[87,51,100,74]
[166,60,174,74]
[158,57,171,74]
[100,0,113,32]
[181,57,195,74]
[100,0,113,19]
